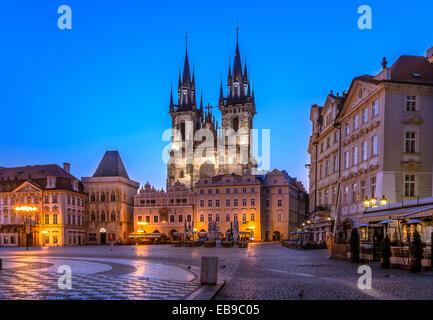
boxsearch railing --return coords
[313,205,331,213]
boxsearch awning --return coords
[129,233,164,239]
[361,203,433,223]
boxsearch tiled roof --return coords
[0,164,76,181]
[93,151,130,179]
[0,164,83,193]
[389,55,433,84]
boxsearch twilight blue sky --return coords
[0,0,431,190]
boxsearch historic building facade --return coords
[307,47,433,243]
[194,173,262,240]
[260,169,308,241]
[82,151,139,245]
[167,32,257,190]
[132,182,195,239]
[0,163,86,247]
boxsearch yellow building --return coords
[194,173,262,241]
[0,163,86,247]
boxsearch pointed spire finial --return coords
[170,82,174,107]
[236,22,239,43]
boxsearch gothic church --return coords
[167,31,258,189]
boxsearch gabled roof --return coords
[93,151,130,179]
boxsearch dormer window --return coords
[71,179,79,192]
[46,176,56,189]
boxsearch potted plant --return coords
[380,234,392,268]
[410,229,425,273]
[349,228,360,263]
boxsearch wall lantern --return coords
[363,197,370,208]
[379,195,388,206]
[369,196,377,207]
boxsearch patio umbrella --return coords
[406,219,422,225]
[379,220,391,224]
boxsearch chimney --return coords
[63,162,70,173]
[427,46,433,64]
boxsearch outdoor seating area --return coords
[168,220,251,248]
[129,232,170,245]
[355,199,433,270]
[282,231,327,250]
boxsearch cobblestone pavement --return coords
[1,243,432,300]
[216,243,433,300]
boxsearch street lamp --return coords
[379,195,388,206]
[369,196,377,207]
[363,196,370,208]
[15,206,38,250]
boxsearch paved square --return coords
[1,243,432,300]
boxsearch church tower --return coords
[167,36,203,189]
[217,28,257,175]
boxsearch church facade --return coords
[167,32,257,190]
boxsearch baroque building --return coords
[0,163,86,247]
[167,32,257,190]
[307,47,433,243]
[82,151,139,244]
[132,182,195,240]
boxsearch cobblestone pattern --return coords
[216,244,433,300]
[0,270,199,300]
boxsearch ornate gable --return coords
[12,181,42,193]
[339,80,379,120]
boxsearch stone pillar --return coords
[200,256,218,285]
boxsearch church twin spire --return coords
[170,28,254,113]
[222,27,253,107]
[170,34,196,112]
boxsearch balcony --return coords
[313,205,332,214]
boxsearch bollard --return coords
[200,256,218,285]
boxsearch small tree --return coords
[410,229,424,273]
[380,234,392,268]
[349,228,360,263]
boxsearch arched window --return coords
[111,192,116,202]
[101,211,105,221]
[101,193,106,202]
[90,193,95,202]
[233,117,239,132]
[181,122,186,141]
[91,211,96,221]
[111,211,116,221]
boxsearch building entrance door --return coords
[100,233,106,245]
[373,227,384,262]
[100,228,107,245]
